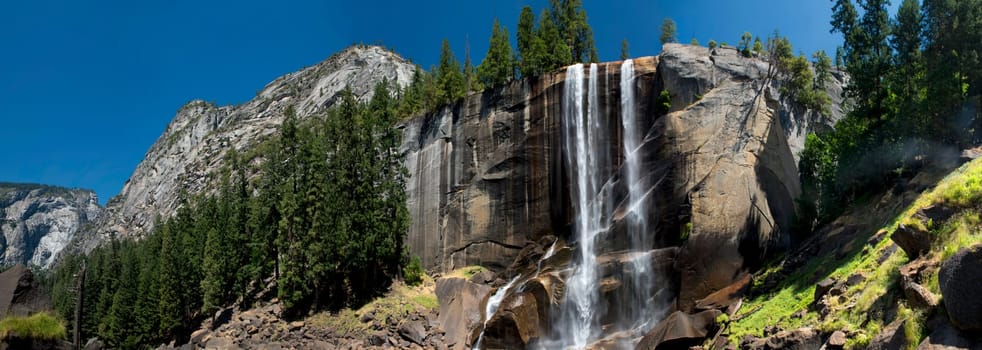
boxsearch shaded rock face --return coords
[939,244,982,331]
[0,184,101,268]
[78,45,415,251]
[0,264,52,318]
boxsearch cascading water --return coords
[473,276,521,350]
[554,63,607,349]
[547,60,666,349]
[619,59,657,330]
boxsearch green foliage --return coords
[657,90,672,115]
[538,9,573,71]
[738,32,753,57]
[549,0,598,63]
[660,18,677,45]
[403,255,425,287]
[690,37,700,46]
[0,313,66,341]
[707,40,717,50]
[478,19,515,88]
[52,83,411,346]
[436,39,466,106]
[516,6,540,78]
[753,36,764,56]
[620,39,630,60]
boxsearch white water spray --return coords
[473,276,521,350]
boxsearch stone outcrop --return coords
[0,264,52,318]
[77,45,415,252]
[939,244,982,331]
[0,183,102,268]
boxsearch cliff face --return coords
[403,44,845,275]
[81,45,415,249]
[409,44,848,347]
[0,184,101,268]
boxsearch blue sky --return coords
[0,0,896,205]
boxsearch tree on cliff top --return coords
[660,18,678,45]
[436,39,466,105]
[549,0,598,63]
[478,19,516,87]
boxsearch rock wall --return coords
[412,45,848,343]
[0,184,102,268]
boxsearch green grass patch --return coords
[446,265,488,279]
[0,312,67,341]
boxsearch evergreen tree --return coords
[813,50,833,90]
[549,0,598,63]
[621,39,630,60]
[478,19,516,87]
[660,18,678,45]
[738,32,753,57]
[436,39,466,105]
[691,38,700,46]
[463,44,484,93]
[517,7,541,78]
[539,9,572,71]
[753,36,764,56]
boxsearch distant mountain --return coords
[0,183,102,268]
[72,45,416,253]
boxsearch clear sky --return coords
[0,0,898,205]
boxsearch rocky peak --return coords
[82,45,416,249]
[0,183,102,268]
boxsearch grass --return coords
[0,312,67,341]
[729,158,982,347]
[445,265,488,279]
[307,274,439,338]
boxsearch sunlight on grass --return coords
[0,312,67,341]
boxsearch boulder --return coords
[398,320,427,345]
[939,245,982,331]
[916,322,982,350]
[743,327,821,350]
[694,272,751,313]
[892,223,933,259]
[635,310,721,350]
[435,277,492,349]
[0,264,52,318]
[868,319,910,350]
[479,291,544,349]
[827,330,847,348]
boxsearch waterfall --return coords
[554,63,606,349]
[473,276,521,350]
[544,60,665,349]
[619,59,656,330]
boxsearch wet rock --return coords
[892,223,932,259]
[480,290,546,349]
[939,244,982,331]
[635,310,722,350]
[434,275,502,348]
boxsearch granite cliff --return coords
[72,45,416,253]
[0,183,101,268]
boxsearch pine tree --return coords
[436,39,466,106]
[753,37,764,56]
[463,43,483,93]
[517,7,540,78]
[621,39,630,60]
[478,19,516,87]
[539,9,572,71]
[157,220,183,338]
[660,18,678,45]
[813,50,833,90]
[738,32,753,57]
[549,0,598,63]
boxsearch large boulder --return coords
[916,322,982,350]
[939,245,982,331]
[0,264,52,318]
[869,319,911,350]
[892,223,933,259]
[635,310,721,350]
[435,277,492,349]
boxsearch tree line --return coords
[49,82,411,348]
[397,0,599,118]
[798,0,982,230]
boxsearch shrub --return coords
[403,255,425,286]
